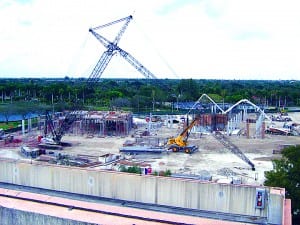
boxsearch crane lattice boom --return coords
[87,15,157,85]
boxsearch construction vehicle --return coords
[0,128,14,144]
[40,111,80,148]
[167,116,199,154]
[39,15,156,148]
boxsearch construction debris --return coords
[120,145,165,154]
[171,173,212,181]
[1,109,300,186]
[217,168,238,177]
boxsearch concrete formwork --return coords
[40,111,133,137]
[78,111,133,136]
[196,114,228,132]
[0,159,284,224]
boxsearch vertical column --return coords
[116,120,120,136]
[28,118,31,133]
[238,112,242,128]
[246,121,250,138]
[262,122,265,139]
[22,120,25,135]
[125,120,128,135]
[148,113,152,133]
[243,107,247,122]
[37,116,41,130]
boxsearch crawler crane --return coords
[43,111,79,145]
[167,116,200,154]
[40,16,157,148]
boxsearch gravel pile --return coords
[217,167,238,177]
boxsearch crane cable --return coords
[66,33,90,77]
[132,19,180,79]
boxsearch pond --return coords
[0,113,39,122]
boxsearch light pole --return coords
[171,94,181,112]
[152,90,155,112]
[176,94,181,111]
[52,93,54,115]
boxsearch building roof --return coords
[0,187,251,225]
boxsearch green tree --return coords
[264,145,300,223]
[110,97,131,109]
[176,79,199,100]
[0,103,15,123]
[119,165,141,174]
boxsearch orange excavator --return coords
[167,115,200,154]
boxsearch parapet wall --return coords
[0,159,284,224]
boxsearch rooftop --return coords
[0,187,255,225]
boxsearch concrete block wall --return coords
[0,159,284,224]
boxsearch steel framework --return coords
[87,15,157,85]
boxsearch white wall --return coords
[0,159,284,224]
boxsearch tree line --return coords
[0,78,300,119]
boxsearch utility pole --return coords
[52,93,54,115]
[152,90,155,112]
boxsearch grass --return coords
[0,118,38,130]
[0,121,21,130]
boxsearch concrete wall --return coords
[0,159,284,224]
[0,207,96,225]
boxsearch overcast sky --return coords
[0,0,299,80]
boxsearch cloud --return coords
[0,0,299,80]
[156,0,199,15]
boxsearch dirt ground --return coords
[1,112,300,186]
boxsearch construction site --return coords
[0,15,296,224]
[0,103,297,224]
[1,97,300,185]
